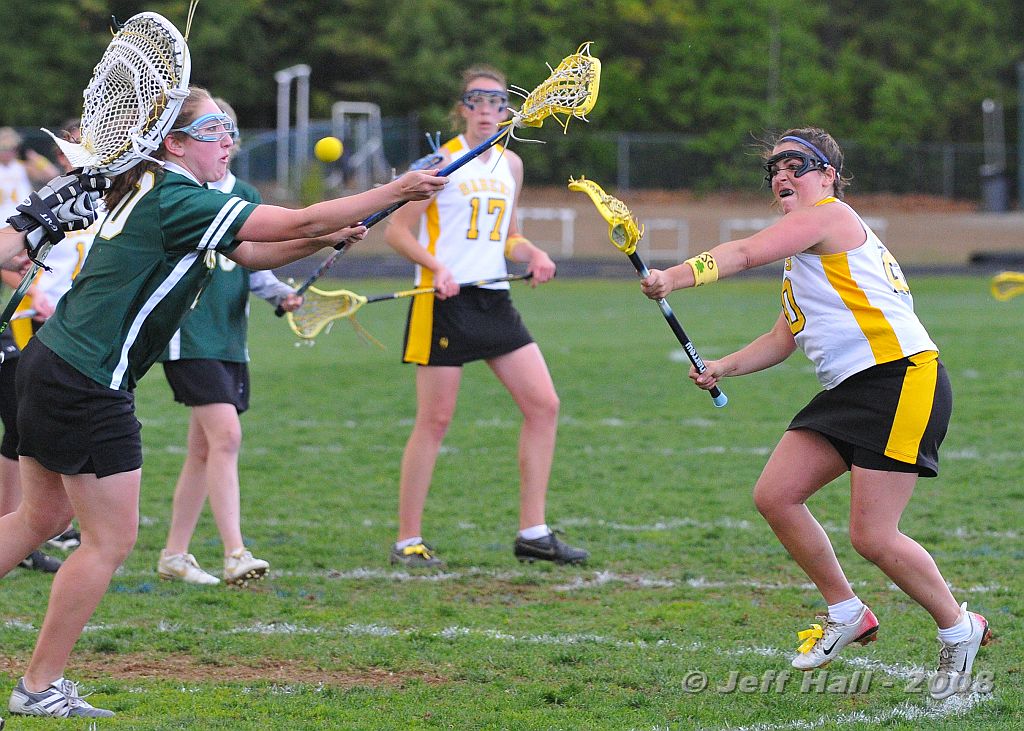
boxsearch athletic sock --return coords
[937,610,972,644]
[518,524,550,541]
[395,536,423,551]
[827,596,866,624]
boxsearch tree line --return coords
[1,0,1021,189]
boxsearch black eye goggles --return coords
[762,150,830,183]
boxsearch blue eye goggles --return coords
[460,89,509,112]
[171,113,239,143]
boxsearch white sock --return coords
[827,596,866,624]
[937,612,971,645]
[518,524,550,540]
[395,536,423,551]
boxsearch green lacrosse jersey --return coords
[159,173,261,363]
[37,164,256,390]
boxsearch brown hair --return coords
[105,86,214,208]
[766,127,850,199]
[448,65,507,134]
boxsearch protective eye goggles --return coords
[762,150,828,183]
[171,113,239,143]
[461,89,509,112]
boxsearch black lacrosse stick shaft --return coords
[626,251,726,406]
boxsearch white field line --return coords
[1,617,993,726]
[0,617,932,681]
[100,565,1004,597]
[720,693,991,731]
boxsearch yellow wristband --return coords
[684,251,719,286]
[505,234,530,259]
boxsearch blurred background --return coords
[2,0,1022,266]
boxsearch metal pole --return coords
[274,64,312,199]
[1018,62,1024,210]
[274,69,292,197]
[295,65,311,172]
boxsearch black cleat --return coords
[18,550,62,573]
[514,531,588,565]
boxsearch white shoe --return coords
[8,676,113,718]
[224,548,269,587]
[157,550,220,585]
[930,602,992,700]
[791,605,879,670]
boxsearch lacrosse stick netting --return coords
[47,12,191,175]
[510,41,601,134]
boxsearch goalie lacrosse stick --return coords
[1,10,191,331]
[277,42,601,314]
[991,271,1024,301]
[287,273,533,340]
[569,176,727,407]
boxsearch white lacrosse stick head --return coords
[47,12,191,175]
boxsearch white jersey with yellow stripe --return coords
[415,135,514,289]
[781,197,936,389]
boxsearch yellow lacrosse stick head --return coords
[991,270,1024,301]
[516,42,601,130]
[567,175,643,255]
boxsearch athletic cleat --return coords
[791,605,879,670]
[157,550,220,585]
[8,676,114,718]
[17,550,62,573]
[389,542,445,569]
[223,548,269,587]
[929,602,992,700]
[513,531,589,565]
[46,528,81,551]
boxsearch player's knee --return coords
[849,526,889,563]
[21,502,73,541]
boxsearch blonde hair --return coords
[448,65,507,134]
[105,86,214,208]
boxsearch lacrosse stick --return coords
[991,271,1024,301]
[275,138,450,318]
[277,42,601,313]
[287,273,533,340]
[569,176,727,407]
[1,10,191,331]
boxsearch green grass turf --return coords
[1,274,1019,729]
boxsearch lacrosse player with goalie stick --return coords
[569,176,727,407]
[640,127,988,698]
[379,58,599,569]
[0,8,445,719]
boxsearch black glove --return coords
[6,173,110,262]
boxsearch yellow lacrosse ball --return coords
[314,136,343,162]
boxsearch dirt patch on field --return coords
[0,654,447,687]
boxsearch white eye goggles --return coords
[461,89,509,112]
[171,113,239,143]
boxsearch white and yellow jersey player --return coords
[415,133,517,289]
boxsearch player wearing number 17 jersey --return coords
[640,127,987,700]
[383,64,588,570]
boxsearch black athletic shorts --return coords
[0,351,19,460]
[401,287,534,366]
[163,359,250,414]
[788,352,951,478]
[16,339,142,478]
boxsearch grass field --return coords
[1,274,1020,730]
